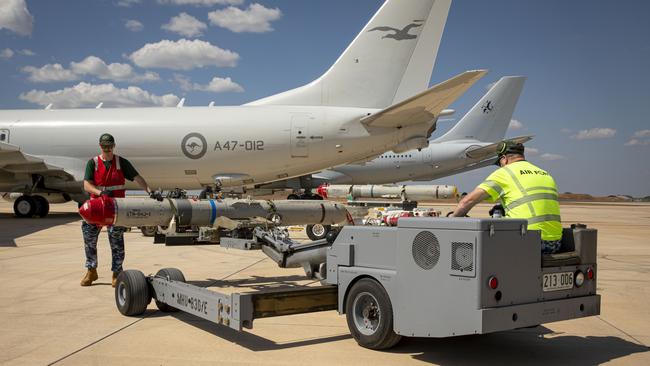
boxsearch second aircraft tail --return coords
[434,76,526,143]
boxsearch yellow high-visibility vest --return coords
[478,160,562,241]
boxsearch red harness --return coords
[91,155,126,198]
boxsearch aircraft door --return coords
[290,115,310,158]
[0,129,8,143]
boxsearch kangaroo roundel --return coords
[181,133,207,160]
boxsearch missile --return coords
[316,184,458,201]
[79,196,351,228]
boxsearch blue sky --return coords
[1,0,649,196]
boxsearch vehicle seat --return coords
[541,224,597,267]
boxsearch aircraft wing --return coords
[0,141,76,181]
[465,135,533,160]
[361,70,488,128]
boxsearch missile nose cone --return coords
[78,196,116,226]
[316,184,328,199]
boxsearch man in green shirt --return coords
[452,141,563,254]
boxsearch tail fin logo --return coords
[482,101,494,114]
[368,20,424,41]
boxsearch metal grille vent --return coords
[412,231,440,270]
[451,242,474,272]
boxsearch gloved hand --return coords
[149,190,164,202]
[100,190,114,197]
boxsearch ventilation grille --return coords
[451,242,474,273]
[412,231,440,270]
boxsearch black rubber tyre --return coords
[306,224,331,241]
[115,270,151,316]
[140,226,157,237]
[13,195,37,218]
[287,194,300,200]
[345,278,402,350]
[33,195,50,218]
[154,268,186,312]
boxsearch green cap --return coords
[99,133,115,145]
[497,141,525,157]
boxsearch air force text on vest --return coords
[519,169,549,176]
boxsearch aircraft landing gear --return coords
[13,195,49,218]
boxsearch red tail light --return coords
[488,276,499,289]
[586,268,594,280]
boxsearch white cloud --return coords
[625,139,650,146]
[157,0,244,6]
[19,48,34,56]
[19,82,180,108]
[540,153,566,161]
[175,74,243,93]
[117,0,142,7]
[22,56,159,83]
[560,128,572,134]
[208,3,281,33]
[0,0,33,36]
[1,48,14,59]
[70,56,159,82]
[162,13,206,37]
[571,128,617,140]
[125,19,144,32]
[508,119,523,131]
[129,39,239,70]
[625,130,650,146]
[22,64,78,82]
[525,147,539,155]
[633,130,650,138]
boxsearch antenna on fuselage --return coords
[208,101,215,107]
[96,102,103,109]
[44,103,53,110]
[177,98,185,108]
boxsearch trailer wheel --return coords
[154,268,186,312]
[306,224,331,241]
[140,226,157,237]
[345,278,402,350]
[115,270,151,316]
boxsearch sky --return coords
[1,0,649,196]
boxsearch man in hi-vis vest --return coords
[452,141,563,254]
[80,133,157,287]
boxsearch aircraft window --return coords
[0,133,5,141]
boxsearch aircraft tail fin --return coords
[434,76,526,143]
[247,0,451,109]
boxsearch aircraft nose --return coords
[78,196,116,226]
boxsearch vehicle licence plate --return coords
[542,272,574,292]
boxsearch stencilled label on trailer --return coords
[175,293,208,315]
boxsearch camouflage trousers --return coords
[82,221,126,272]
[541,240,562,255]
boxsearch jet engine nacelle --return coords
[392,137,429,153]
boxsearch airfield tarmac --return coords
[0,200,649,365]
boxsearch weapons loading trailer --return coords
[115,218,601,350]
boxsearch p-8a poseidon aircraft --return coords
[319,76,532,185]
[0,0,486,217]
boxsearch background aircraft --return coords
[257,76,531,198]
[1,0,487,218]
